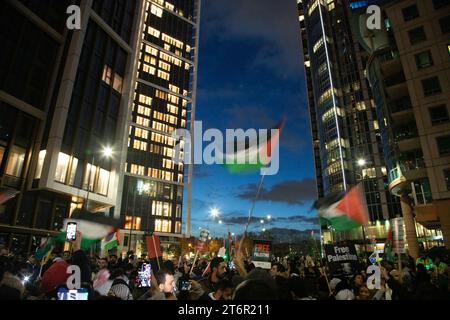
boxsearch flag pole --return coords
[190,250,199,275]
[152,236,161,270]
[311,231,332,295]
[244,172,266,234]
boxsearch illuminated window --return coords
[5,146,26,177]
[373,120,379,130]
[175,221,181,233]
[176,204,181,218]
[159,61,171,71]
[183,89,188,96]
[97,168,110,195]
[35,150,46,179]
[55,152,70,183]
[136,116,150,127]
[182,99,187,107]
[169,84,180,94]
[148,26,160,38]
[145,45,158,56]
[155,90,168,100]
[178,174,183,183]
[125,216,141,230]
[138,94,152,106]
[159,52,182,66]
[135,128,149,139]
[308,0,319,16]
[157,70,170,80]
[162,33,184,49]
[150,4,163,17]
[83,163,97,191]
[186,45,191,53]
[168,94,179,104]
[356,101,366,110]
[112,74,123,93]
[165,2,174,11]
[144,54,156,65]
[362,168,377,179]
[68,157,78,186]
[143,64,156,75]
[164,44,171,51]
[184,62,190,70]
[313,38,324,53]
[102,65,112,85]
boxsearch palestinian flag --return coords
[104,230,120,251]
[384,226,395,262]
[316,184,369,231]
[35,237,54,261]
[61,208,120,249]
[221,119,284,173]
[0,187,20,205]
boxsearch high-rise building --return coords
[354,0,450,255]
[298,0,400,245]
[0,0,142,254]
[118,0,200,257]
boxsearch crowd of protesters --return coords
[1,234,449,300]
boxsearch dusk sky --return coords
[183,0,319,238]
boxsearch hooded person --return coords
[0,272,25,300]
[40,259,70,297]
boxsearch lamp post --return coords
[356,158,370,258]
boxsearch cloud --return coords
[193,165,211,178]
[277,215,318,224]
[191,198,214,211]
[202,0,303,78]
[236,178,317,205]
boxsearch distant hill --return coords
[249,227,319,244]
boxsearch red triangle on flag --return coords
[335,184,369,225]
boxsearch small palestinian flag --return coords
[384,226,395,262]
[0,187,20,205]
[61,208,120,249]
[315,184,369,231]
[221,119,284,173]
[104,230,120,251]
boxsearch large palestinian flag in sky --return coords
[316,184,369,231]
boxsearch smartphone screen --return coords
[136,263,151,288]
[66,222,77,241]
[180,280,191,291]
[57,287,89,300]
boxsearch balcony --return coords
[384,72,406,87]
[388,159,428,196]
[384,72,408,100]
[389,97,412,114]
[393,123,418,142]
[380,50,402,77]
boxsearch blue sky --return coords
[183,0,319,238]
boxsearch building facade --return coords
[118,0,200,257]
[298,0,400,247]
[0,0,143,255]
[355,0,450,255]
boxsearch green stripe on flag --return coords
[104,239,119,251]
[319,216,361,232]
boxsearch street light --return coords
[102,146,113,158]
[209,207,220,219]
[218,220,222,224]
[267,215,271,221]
[260,219,264,224]
[262,228,266,232]
[357,158,366,166]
